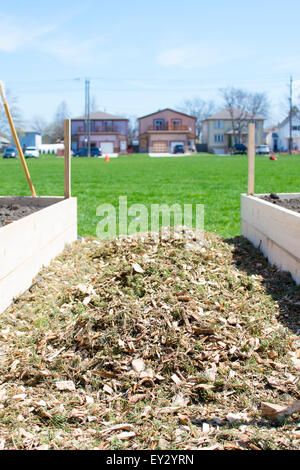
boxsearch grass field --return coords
[0,153,299,238]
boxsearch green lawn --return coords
[0,153,299,238]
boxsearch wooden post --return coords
[0,81,36,197]
[248,122,255,195]
[64,119,71,198]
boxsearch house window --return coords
[214,120,224,129]
[154,119,165,130]
[172,119,181,129]
[214,134,224,143]
[103,121,113,132]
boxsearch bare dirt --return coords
[261,194,300,214]
[0,204,42,227]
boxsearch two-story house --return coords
[202,108,264,154]
[276,114,300,152]
[71,111,129,154]
[138,108,196,153]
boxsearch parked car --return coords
[74,147,102,157]
[24,147,39,158]
[231,143,247,155]
[3,147,17,158]
[256,145,270,155]
[173,144,185,154]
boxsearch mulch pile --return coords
[0,230,299,450]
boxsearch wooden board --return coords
[0,197,77,314]
[241,194,300,284]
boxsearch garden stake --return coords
[248,122,255,195]
[0,81,36,197]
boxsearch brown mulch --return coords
[0,230,299,450]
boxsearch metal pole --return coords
[85,79,88,153]
[289,75,293,154]
[87,79,91,157]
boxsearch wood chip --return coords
[99,423,135,436]
[132,358,145,373]
[132,263,144,273]
[261,400,300,419]
[106,431,136,441]
[55,380,76,391]
[193,327,215,335]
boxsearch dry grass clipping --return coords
[0,230,299,450]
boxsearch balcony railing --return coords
[76,125,122,133]
[146,124,190,131]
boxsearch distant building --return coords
[277,114,300,151]
[71,112,129,154]
[18,130,42,149]
[264,127,279,152]
[138,108,196,153]
[202,108,264,154]
[0,135,10,151]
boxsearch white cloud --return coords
[0,14,57,52]
[0,11,107,67]
[36,35,110,67]
[157,44,245,69]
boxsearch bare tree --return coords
[247,92,269,119]
[0,89,23,141]
[220,87,269,144]
[31,115,48,137]
[178,98,216,140]
[90,95,99,113]
[127,115,138,141]
[45,101,71,142]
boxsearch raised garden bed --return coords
[0,196,77,314]
[241,193,300,284]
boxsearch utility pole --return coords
[85,78,91,157]
[289,75,293,154]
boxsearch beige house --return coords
[202,108,264,154]
[138,108,196,153]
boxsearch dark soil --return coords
[0,204,42,227]
[260,193,300,214]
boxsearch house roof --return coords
[72,111,128,121]
[278,115,300,128]
[264,127,278,133]
[138,108,197,120]
[204,107,263,121]
[278,109,300,128]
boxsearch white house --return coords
[264,127,279,152]
[277,115,300,151]
[0,135,9,151]
[18,129,42,149]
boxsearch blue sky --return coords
[1,0,300,125]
